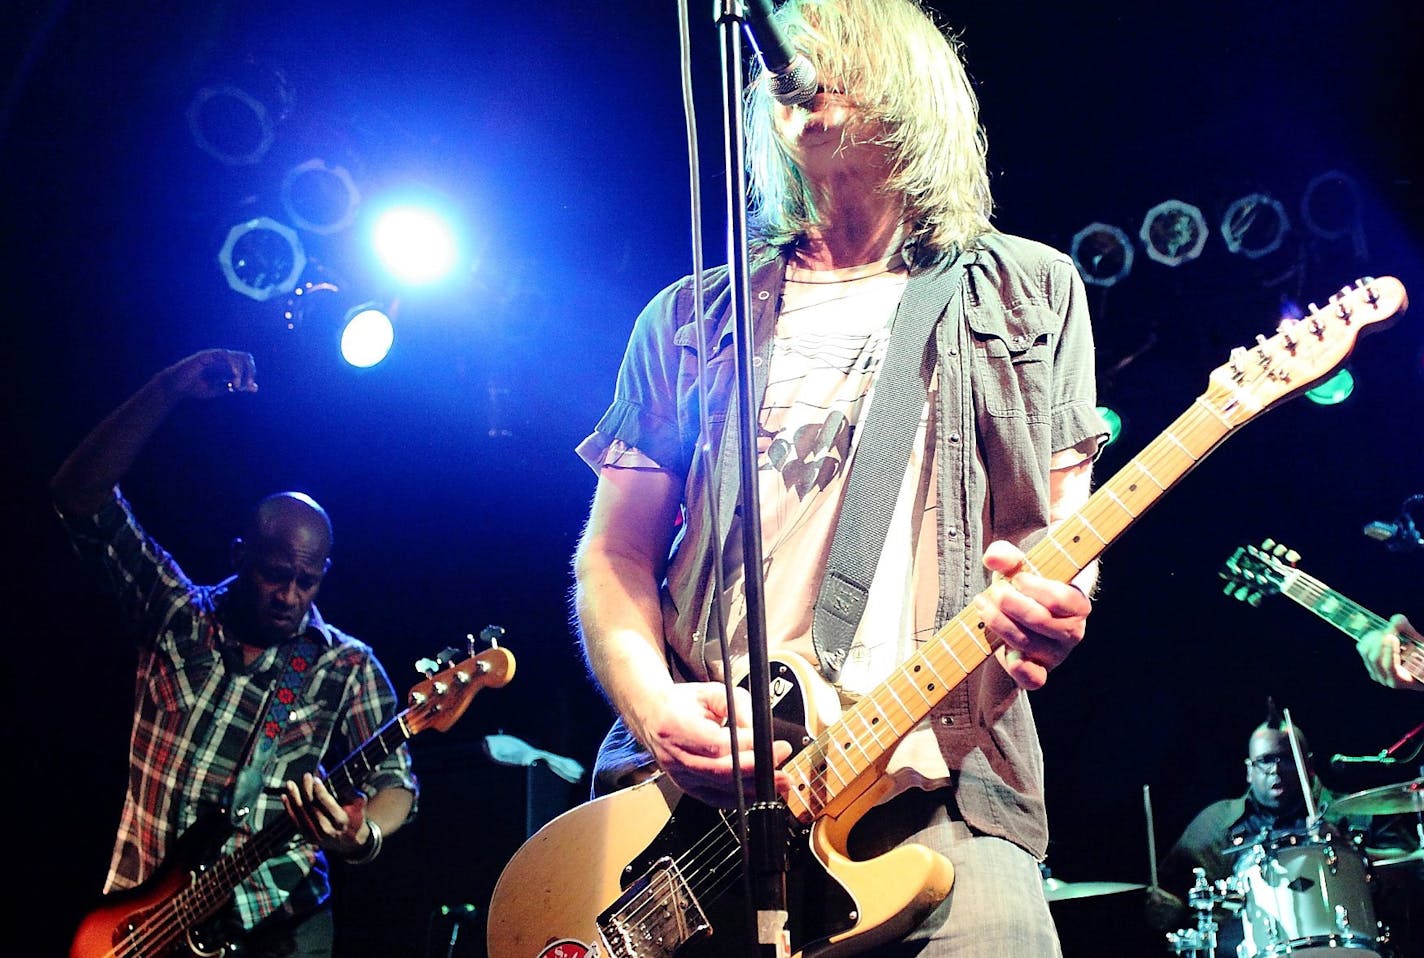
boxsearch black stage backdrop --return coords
[4,3,1420,956]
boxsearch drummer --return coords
[1145,707,1401,957]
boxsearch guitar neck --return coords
[1275,568,1389,642]
[784,388,1244,821]
[1275,566,1424,681]
[777,274,1407,821]
[181,712,413,921]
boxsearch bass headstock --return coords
[405,626,516,735]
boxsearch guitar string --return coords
[109,836,267,957]
[609,397,1230,937]
[1283,575,1424,678]
[606,298,1365,941]
[105,731,389,958]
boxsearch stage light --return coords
[371,206,458,284]
[1139,199,1208,267]
[281,159,361,235]
[1071,223,1134,287]
[282,279,344,332]
[340,305,394,368]
[217,216,306,302]
[1220,193,1289,259]
[1096,406,1123,447]
[1301,170,1367,260]
[1304,367,1354,406]
[186,84,275,166]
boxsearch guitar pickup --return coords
[596,856,710,958]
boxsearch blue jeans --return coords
[847,787,1062,958]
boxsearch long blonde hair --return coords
[745,0,993,256]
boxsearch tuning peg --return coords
[414,657,441,678]
[1247,593,1262,608]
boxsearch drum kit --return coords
[1164,776,1423,958]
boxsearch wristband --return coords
[343,819,383,865]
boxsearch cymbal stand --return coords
[1166,867,1243,957]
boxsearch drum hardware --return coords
[1166,867,1244,957]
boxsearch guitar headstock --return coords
[1221,539,1300,606]
[405,637,516,736]
[1203,276,1408,427]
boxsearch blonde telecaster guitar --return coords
[488,278,1409,958]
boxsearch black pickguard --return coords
[613,660,857,957]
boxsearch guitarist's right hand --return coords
[630,682,792,808]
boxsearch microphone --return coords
[743,0,818,106]
[1329,752,1397,768]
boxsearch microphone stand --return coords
[711,3,790,956]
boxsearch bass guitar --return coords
[1221,538,1424,681]
[486,277,1408,958]
[71,633,517,958]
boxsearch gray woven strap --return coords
[811,254,964,681]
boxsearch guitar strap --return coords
[228,639,320,826]
[811,249,965,682]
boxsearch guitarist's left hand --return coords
[1357,613,1424,692]
[281,772,371,859]
[974,540,1092,691]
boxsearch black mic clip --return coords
[1363,494,1424,553]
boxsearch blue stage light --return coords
[340,306,394,368]
[371,206,458,284]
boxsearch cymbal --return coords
[1042,877,1146,902]
[1327,778,1424,817]
[1370,847,1424,869]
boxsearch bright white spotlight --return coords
[340,306,394,368]
[371,207,458,284]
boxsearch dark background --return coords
[4,2,1421,957]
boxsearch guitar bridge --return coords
[596,855,710,958]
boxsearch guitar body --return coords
[486,654,954,958]
[70,814,235,958]
[491,277,1411,958]
[69,644,515,958]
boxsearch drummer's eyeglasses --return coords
[1245,754,1294,772]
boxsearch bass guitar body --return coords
[70,815,234,958]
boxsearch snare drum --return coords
[1233,829,1385,957]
